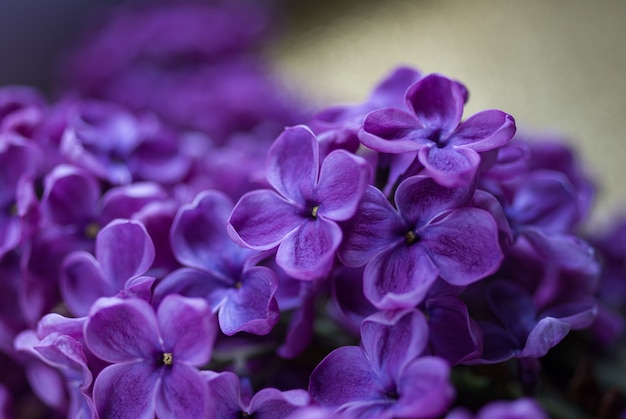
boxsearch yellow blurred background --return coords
[273,0,626,226]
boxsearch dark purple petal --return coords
[339,186,406,268]
[266,125,318,203]
[360,108,428,153]
[360,309,429,382]
[395,175,472,226]
[157,294,216,365]
[100,182,167,225]
[423,208,502,286]
[218,266,279,336]
[93,362,158,419]
[228,190,302,250]
[316,150,369,221]
[85,298,160,363]
[120,275,155,302]
[364,244,439,310]
[474,398,549,419]
[249,388,310,419]
[393,357,454,418]
[309,346,382,409]
[157,363,209,418]
[418,146,480,187]
[542,301,597,330]
[368,66,422,108]
[34,333,92,388]
[277,281,317,358]
[205,371,245,418]
[405,74,464,135]
[450,110,516,152]
[276,217,342,280]
[476,321,520,363]
[152,267,231,308]
[96,219,155,285]
[60,251,111,316]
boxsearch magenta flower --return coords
[228,125,370,280]
[309,309,454,419]
[84,295,217,418]
[360,74,515,187]
[340,175,503,309]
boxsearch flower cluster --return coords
[1,1,624,418]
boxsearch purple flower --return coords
[228,125,370,280]
[84,295,217,418]
[153,190,280,336]
[60,219,155,316]
[204,370,310,419]
[309,309,454,418]
[360,73,515,187]
[446,398,548,419]
[339,175,503,309]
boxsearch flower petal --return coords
[157,294,217,366]
[60,251,111,317]
[519,317,570,358]
[96,219,155,285]
[450,110,516,152]
[152,267,231,307]
[360,108,428,153]
[309,346,382,409]
[218,266,279,336]
[363,244,439,310]
[266,125,318,203]
[249,388,310,419]
[405,74,464,135]
[85,297,160,363]
[41,165,100,226]
[316,150,369,221]
[93,362,159,419]
[422,208,502,286]
[418,146,480,187]
[228,190,302,250]
[157,363,209,419]
[276,217,342,280]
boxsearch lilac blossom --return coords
[204,370,310,418]
[360,73,515,187]
[84,295,217,418]
[60,219,155,316]
[153,190,280,335]
[446,398,548,419]
[309,309,454,418]
[340,175,503,309]
[228,125,370,280]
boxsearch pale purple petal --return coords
[475,398,549,419]
[228,190,302,250]
[157,295,216,365]
[309,346,382,409]
[519,317,571,358]
[422,208,502,286]
[266,125,318,203]
[60,251,111,317]
[157,363,208,419]
[418,146,480,187]
[316,150,369,221]
[250,388,310,419]
[405,74,464,135]
[100,182,167,225]
[96,219,155,285]
[218,266,279,336]
[34,333,92,388]
[152,267,231,308]
[339,186,406,268]
[360,309,429,381]
[450,110,516,151]
[93,362,159,419]
[395,175,472,226]
[120,275,155,302]
[276,217,342,280]
[364,244,439,310]
[205,371,245,418]
[85,298,160,363]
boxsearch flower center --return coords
[311,205,320,219]
[84,221,101,239]
[404,230,420,245]
[162,352,173,366]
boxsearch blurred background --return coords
[1,0,625,225]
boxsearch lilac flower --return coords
[204,370,310,418]
[446,398,548,419]
[153,190,279,336]
[360,73,515,187]
[340,175,503,309]
[84,295,217,418]
[60,219,155,316]
[309,309,454,418]
[228,125,370,280]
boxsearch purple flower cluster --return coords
[1,1,622,418]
